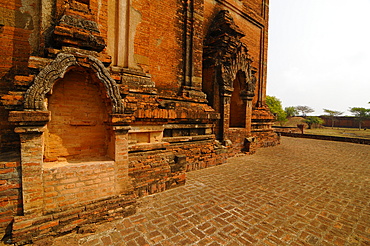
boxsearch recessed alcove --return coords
[44,68,113,163]
[230,71,246,128]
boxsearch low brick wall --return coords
[129,149,186,197]
[8,158,137,245]
[254,130,281,148]
[0,154,137,245]
[228,128,248,154]
[273,126,301,134]
[280,132,370,145]
[168,139,227,172]
[42,161,118,212]
[12,195,136,245]
[321,116,370,128]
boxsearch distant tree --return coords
[266,96,287,126]
[295,106,314,116]
[323,109,343,128]
[304,116,324,129]
[349,107,370,130]
[285,106,298,118]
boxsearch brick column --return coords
[221,95,231,143]
[9,111,50,216]
[180,0,207,101]
[245,99,253,134]
[257,3,269,107]
[112,126,132,195]
[15,127,45,216]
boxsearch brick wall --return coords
[0,153,21,240]
[254,130,280,148]
[42,161,118,212]
[132,0,183,97]
[252,107,280,149]
[129,149,185,197]
[168,140,227,172]
[242,0,266,16]
[228,128,248,153]
[321,116,370,129]
[11,194,136,245]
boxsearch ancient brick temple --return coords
[0,0,278,243]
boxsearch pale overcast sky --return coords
[267,0,370,116]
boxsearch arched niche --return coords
[24,53,124,114]
[230,71,247,128]
[23,52,124,162]
[44,67,112,162]
[203,10,256,141]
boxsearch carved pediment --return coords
[203,10,255,95]
[50,1,105,51]
[204,10,247,68]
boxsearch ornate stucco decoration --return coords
[203,10,256,98]
[24,53,124,114]
[50,1,106,51]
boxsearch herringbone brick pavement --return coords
[47,137,370,245]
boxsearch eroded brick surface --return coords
[45,137,370,245]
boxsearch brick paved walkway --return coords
[46,137,370,246]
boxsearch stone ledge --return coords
[164,124,213,129]
[9,111,50,124]
[280,132,370,145]
[163,134,215,143]
[128,142,170,152]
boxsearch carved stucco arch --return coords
[24,53,124,114]
[203,10,254,94]
[220,44,252,90]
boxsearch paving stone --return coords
[47,137,370,245]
